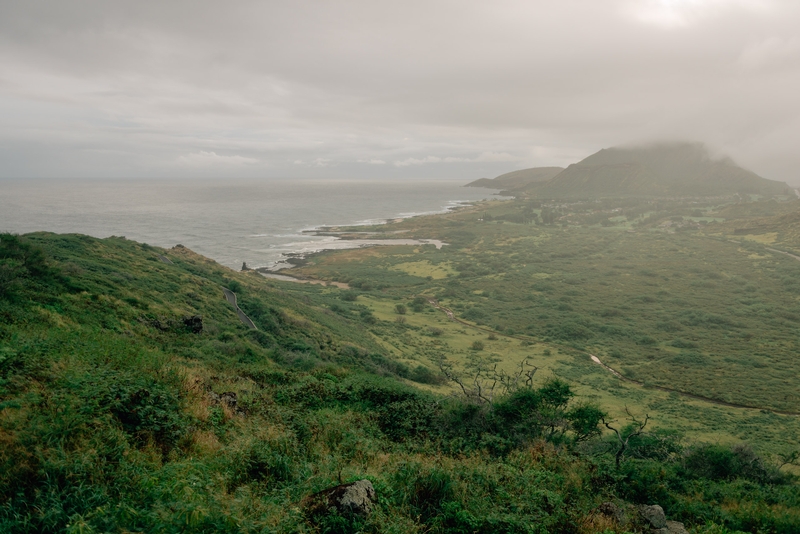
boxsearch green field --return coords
[3,225,800,533]
[285,197,800,455]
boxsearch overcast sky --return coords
[1,0,799,183]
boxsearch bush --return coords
[341,291,359,301]
[682,444,779,483]
[470,341,484,351]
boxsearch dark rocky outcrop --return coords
[207,391,244,415]
[303,479,376,518]
[182,315,203,334]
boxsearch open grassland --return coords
[285,198,800,455]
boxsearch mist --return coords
[1,0,799,183]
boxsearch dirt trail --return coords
[426,298,799,416]
[222,287,258,330]
[766,247,800,262]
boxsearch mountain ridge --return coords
[470,142,789,198]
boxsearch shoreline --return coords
[253,197,491,272]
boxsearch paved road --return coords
[222,287,258,330]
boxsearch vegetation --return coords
[468,143,790,198]
[2,219,800,532]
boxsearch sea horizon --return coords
[0,177,503,270]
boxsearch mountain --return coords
[465,166,563,191]
[523,143,788,198]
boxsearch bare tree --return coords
[603,407,650,468]
[435,355,537,404]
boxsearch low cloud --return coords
[394,152,518,167]
[1,1,799,180]
[177,151,258,167]
[394,156,443,167]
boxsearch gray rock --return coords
[337,480,376,514]
[305,479,377,517]
[666,520,689,534]
[639,504,667,529]
[220,391,237,409]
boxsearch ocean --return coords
[0,178,501,270]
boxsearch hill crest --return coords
[472,143,788,198]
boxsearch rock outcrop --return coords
[304,479,377,517]
[639,504,667,529]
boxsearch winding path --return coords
[222,287,258,330]
[425,298,799,416]
[766,247,800,263]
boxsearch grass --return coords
[2,228,800,532]
[284,197,800,455]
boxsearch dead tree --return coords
[603,407,650,468]
[436,356,537,404]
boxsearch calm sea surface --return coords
[0,178,501,270]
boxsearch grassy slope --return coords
[287,201,800,451]
[713,206,800,255]
[466,167,564,192]
[2,232,799,533]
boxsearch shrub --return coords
[341,291,358,301]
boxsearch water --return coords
[0,178,502,270]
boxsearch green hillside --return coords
[708,201,800,255]
[526,143,789,198]
[2,232,799,533]
[466,167,564,192]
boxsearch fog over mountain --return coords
[468,142,790,197]
[1,1,800,182]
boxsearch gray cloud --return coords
[1,0,799,182]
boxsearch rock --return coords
[639,504,667,529]
[220,392,237,409]
[666,520,689,534]
[182,315,203,334]
[304,479,376,517]
[208,391,242,414]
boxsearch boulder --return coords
[304,479,376,517]
[666,520,689,534]
[639,504,667,529]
